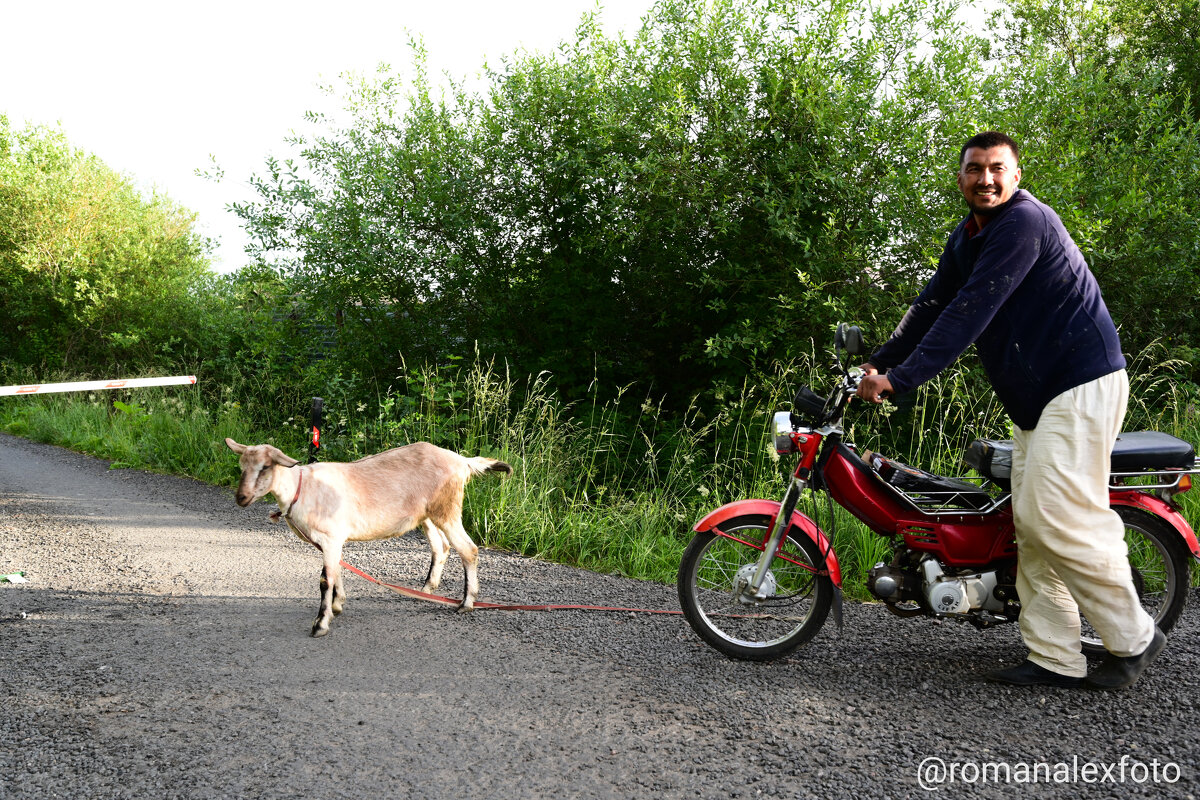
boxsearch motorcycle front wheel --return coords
[1079,505,1191,656]
[678,514,834,661]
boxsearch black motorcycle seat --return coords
[966,431,1195,483]
[1110,431,1196,472]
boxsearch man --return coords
[856,131,1163,690]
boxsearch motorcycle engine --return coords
[868,562,913,603]
[920,558,1002,615]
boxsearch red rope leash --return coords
[340,560,683,615]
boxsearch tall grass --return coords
[309,358,801,583]
[0,385,303,485]
[1,347,1196,598]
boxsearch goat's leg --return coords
[421,519,451,593]
[322,567,346,616]
[321,566,345,618]
[312,542,344,637]
[440,519,479,612]
[332,568,346,615]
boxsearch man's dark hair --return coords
[959,131,1020,167]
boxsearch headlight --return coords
[773,411,798,454]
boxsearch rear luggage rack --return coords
[886,475,1012,516]
[1109,458,1200,491]
[862,450,1011,515]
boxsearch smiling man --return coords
[855,131,1164,691]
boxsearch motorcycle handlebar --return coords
[788,363,871,428]
[812,370,863,424]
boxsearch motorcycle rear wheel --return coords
[678,514,833,661]
[1079,505,1190,656]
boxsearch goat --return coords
[225,438,512,636]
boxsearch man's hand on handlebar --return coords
[855,363,893,404]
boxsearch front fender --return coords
[1110,491,1200,560]
[693,499,843,587]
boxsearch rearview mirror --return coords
[835,324,864,357]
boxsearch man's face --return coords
[957,145,1022,217]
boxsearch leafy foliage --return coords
[230,0,1200,408]
[231,0,996,405]
[0,118,212,369]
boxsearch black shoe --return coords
[986,660,1083,688]
[1084,627,1166,691]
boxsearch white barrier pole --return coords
[0,376,197,397]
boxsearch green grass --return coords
[1,354,1196,600]
[0,386,307,486]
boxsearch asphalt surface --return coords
[1,432,1198,800]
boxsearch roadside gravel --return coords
[1,432,1197,799]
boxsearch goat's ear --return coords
[225,438,247,454]
[270,447,299,468]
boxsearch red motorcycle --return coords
[678,324,1200,660]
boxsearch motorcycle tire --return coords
[1080,505,1191,657]
[678,514,833,661]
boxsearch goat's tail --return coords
[466,457,514,478]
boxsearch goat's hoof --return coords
[456,603,475,614]
[311,624,331,637]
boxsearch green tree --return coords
[229,0,1200,419]
[0,118,212,369]
[233,0,994,403]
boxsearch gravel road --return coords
[1,432,1198,800]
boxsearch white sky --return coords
[2,0,659,273]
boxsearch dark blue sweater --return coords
[869,189,1126,431]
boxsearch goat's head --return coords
[225,438,300,507]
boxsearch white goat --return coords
[225,438,511,636]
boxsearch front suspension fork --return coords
[739,477,806,601]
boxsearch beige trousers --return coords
[1010,369,1155,677]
